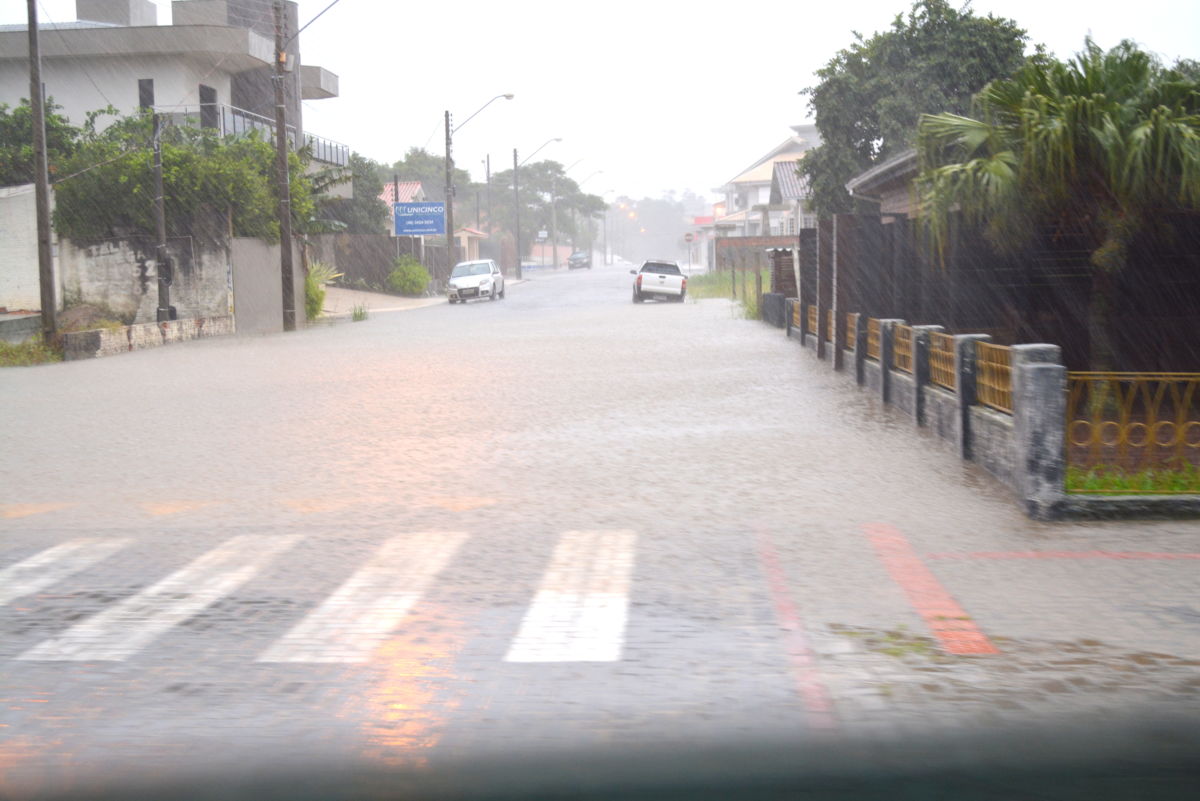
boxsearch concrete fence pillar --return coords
[877,319,904,404]
[1012,344,1067,520]
[954,334,992,460]
[911,325,944,427]
[854,314,867,386]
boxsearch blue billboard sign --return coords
[393,202,446,236]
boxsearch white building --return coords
[0,0,346,175]
[713,124,819,237]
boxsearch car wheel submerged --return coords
[633,288,643,303]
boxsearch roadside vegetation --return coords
[0,337,61,367]
[387,255,431,296]
[304,262,342,320]
[687,268,770,320]
[1066,465,1200,495]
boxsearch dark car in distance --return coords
[567,251,592,270]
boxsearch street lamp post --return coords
[444,94,513,274]
[513,137,561,279]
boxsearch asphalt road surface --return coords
[3,261,1199,797]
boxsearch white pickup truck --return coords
[631,260,687,303]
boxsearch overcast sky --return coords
[6,0,1199,202]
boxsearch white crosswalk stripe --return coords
[0,538,132,608]
[257,531,467,663]
[17,535,300,662]
[505,529,637,663]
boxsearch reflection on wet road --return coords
[2,262,1199,794]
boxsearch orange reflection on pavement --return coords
[358,605,469,770]
[138,500,217,516]
[1,503,72,519]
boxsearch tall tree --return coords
[0,98,83,186]
[487,160,604,259]
[321,152,388,233]
[918,39,1200,367]
[800,0,1026,216]
[384,147,472,203]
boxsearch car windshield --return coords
[451,262,491,277]
[641,262,681,274]
[3,1,1198,798]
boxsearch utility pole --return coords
[26,0,55,341]
[152,113,172,321]
[443,110,455,270]
[393,172,400,259]
[513,148,521,280]
[272,0,295,331]
[485,154,491,238]
[549,175,558,269]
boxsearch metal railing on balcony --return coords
[154,104,348,166]
[892,324,914,374]
[1066,372,1200,488]
[866,318,881,361]
[930,331,956,391]
[845,312,859,351]
[304,132,349,167]
[976,342,1013,414]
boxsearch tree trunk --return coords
[1087,269,1116,372]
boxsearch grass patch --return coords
[351,304,369,322]
[0,337,62,367]
[686,269,769,320]
[684,270,733,300]
[1066,464,1200,495]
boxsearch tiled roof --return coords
[378,181,424,203]
[771,160,807,202]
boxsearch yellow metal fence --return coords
[1066,373,1200,489]
[892,324,914,374]
[929,331,956,391]
[791,302,802,329]
[975,342,1013,413]
[866,319,881,361]
[807,305,818,335]
[845,313,859,351]
[825,311,834,343]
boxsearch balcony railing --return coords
[154,104,348,166]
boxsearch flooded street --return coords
[2,262,1198,795]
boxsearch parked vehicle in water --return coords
[448,260,505,303]
[631,260,686,302]
[567,251,592,270]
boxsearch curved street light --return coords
[445,94,513,268]
[514,138,562,280]
[519,137,562,166]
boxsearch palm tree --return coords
[916,40,1200,368]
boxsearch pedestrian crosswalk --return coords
[2,531,638,666]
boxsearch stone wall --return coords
[889,369,916,417]
[0,183,60,312]
[62,315,234,360]
[923,385,959,448]
[864,359,882,393]
[60,236,231,324]
[230,237,306,336]
[969,405,1018,493]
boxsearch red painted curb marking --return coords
[756,531,838,731]
[927,551,1200,561]
[864,523,999,656]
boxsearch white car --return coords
[631,260,687,302]
[448,259,505,303]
